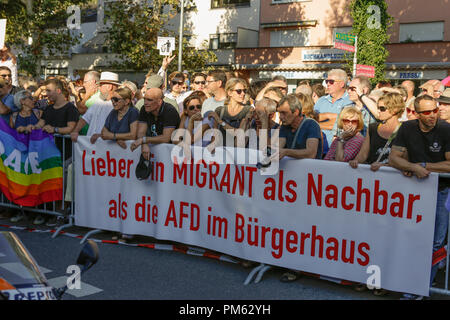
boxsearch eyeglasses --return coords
[0,74,12,78]
[377,106,388,112]
[188,104,202,111]
[194,81,206,85]
[172,80,184,86]
[406,108,415,114]
[233,89,248,95]
[416,108,439,115]
[206,79,218,84]
[325,79,342,85]
[342,119,359,125]
[111,97,123,103]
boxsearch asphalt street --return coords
[0,216,448,301]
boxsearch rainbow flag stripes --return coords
[0,118,63,206]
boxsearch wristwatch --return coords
[419,162,426,168]
[54,127,59,133]
[220,121,226,127]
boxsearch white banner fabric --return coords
[74,138,437,296]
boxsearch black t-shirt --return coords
[138,102,180,137]
[367,123,391,165]
[215,105,252,146]
[393,119,450,187]
[41,102,79,160]
[42,102,79,128]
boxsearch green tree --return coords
[105,0,216,74]
[348,0,393,84]
[0,0,92,76]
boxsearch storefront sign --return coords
[302,49,346,62]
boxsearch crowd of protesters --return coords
[0,48,449,299]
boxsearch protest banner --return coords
[74,138,437,296]
[0,119,63,206]
[157,37,176,56]
[356,64,376,78]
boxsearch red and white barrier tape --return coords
[0,223,238,264]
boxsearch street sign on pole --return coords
[334,41,355,53]
[356,64,376,78]
[335,32,356,44]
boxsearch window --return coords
[399,22,444,43]
[210,33,238,50]
[270,29,309,47]
[211,0,250,9]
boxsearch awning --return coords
[232,62,450,71]
[260,20,317,28]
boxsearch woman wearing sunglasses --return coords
[208,78,253,147]
[349,92,405,173]
[100,87,139,149]
[178,91,214,146]
[324,106,364,162]
[10,90,41,133]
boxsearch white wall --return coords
[168,0,260,50]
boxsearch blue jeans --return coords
[430,187,449,287]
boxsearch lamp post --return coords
[178,0,184,72]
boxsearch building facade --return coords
[40,0,449,89]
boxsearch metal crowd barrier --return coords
[0,136,449,297]
[0,134,75,238]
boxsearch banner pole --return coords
[352,36,358,78]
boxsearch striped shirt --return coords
[324,133,365,162]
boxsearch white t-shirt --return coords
[165,90,192,114]
[0,58,19,87]
[201,97,225,116]
[81,96,113,136]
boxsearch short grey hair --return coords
[84,70,100,83]
[278,93,302,113]
[14,90,32,110]
[328,69,348,83]
[256,97,277,113]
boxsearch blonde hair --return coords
[378,92,405,116]
[296,93,315,118]
[337,106,364,131]
[224,77,249,106]
[114,87,132,101]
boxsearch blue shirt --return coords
[104,106,139,134]
[314,92,353,145]
[279,118,323,159]
[14,111,39,129]
[1,94,19,123]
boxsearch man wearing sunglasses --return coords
[389,94,450,299]
[0,45,19,88]
[131,87,180,161]
[314,69,353,147]
[190,72,208,94]
[165,72,192,114]
[0,77,19,123]
[346,76,378,136]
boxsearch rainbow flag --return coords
[0,118,63,206]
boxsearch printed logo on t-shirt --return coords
[429,142,442,153]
